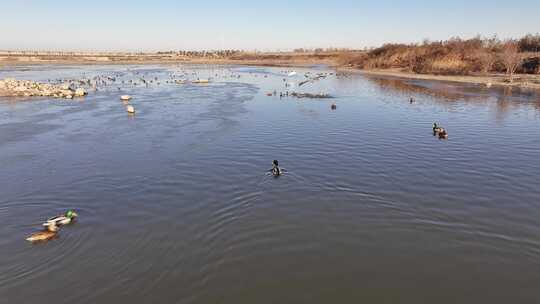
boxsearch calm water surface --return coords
[1,65,539,303]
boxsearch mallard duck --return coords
[27,223,59,242]
[271,160,282,176]
[43,210,78,227]
[433,122,444,133]
[438,129,449,139]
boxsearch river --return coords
[1,64,539,303]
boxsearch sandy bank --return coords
[0,58,335,68]
[0,53,338,68]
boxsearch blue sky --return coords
[1,0,538,51]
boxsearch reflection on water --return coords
[1,65,540,304]
[366,75,540,122]
[368,76,486,101]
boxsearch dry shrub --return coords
[337,34,538,76]
[500,41,523,81]
[474,50,497,74]
[336,52,367,67]
[427,56,470,75]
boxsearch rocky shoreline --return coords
[0,78,87,99]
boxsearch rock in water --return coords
[75,88,87,97]
[290,92,333,99]
[0,78,88,99]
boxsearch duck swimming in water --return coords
[43,210,78,227]
[433,122,444,134]
[27,223,59,242]
[438,129,449,139]
[271,160,283,176]
[432,123,448,139]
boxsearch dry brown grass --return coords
[338,34,540,76]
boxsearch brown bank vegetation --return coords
[339,34,540,80]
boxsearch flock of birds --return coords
[46,66,249,115]
[105,67,340,114]
[265,70,338,111]
[45,66,344,114]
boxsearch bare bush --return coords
[500,41,523,82]
[475,49,496,75]
[335,52,367,67]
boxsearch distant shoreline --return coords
[0,52,338,68]
[2,56,539,91]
